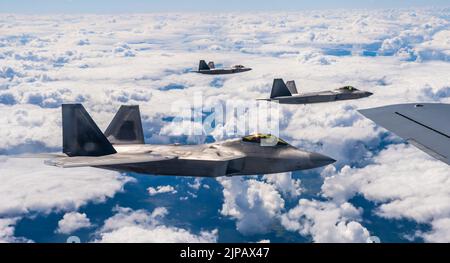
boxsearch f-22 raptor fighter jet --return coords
[359,103,450,165]
[260,79,372,104]
[44,104,335,177]
[194,60,252,75]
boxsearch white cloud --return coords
[95,206,217,243]
[263,172,302,198]
[218,177,285,235]
[0,157,133,216]
[97,226,217,243]
[188,178,202,190]
[421,218,450,243]
[0,105,61,151]
[0,218,30,243]
[0,11,449,157]
[56,212,92,234]
[147,185,177,196]
[0,218,16,243]
[321,144,450,242]
[281,199,370,243]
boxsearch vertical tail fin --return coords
[62,104,116,157]
[199,60,210,70]
[207,61,215,69]
[270,79,292,99]
[286,80,298,94]
[104,105,144,145]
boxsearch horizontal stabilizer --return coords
[45,154,177,168]
[9,153,67,159]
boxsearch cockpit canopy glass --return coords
[338,86,358,92]
[242,134,288,146]
[233,65,244,68]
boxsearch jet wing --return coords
[359,103,450,165]
[45,154,177,168]
[179,148,245,161]
[9,153,67,159]
[177,147,247,175]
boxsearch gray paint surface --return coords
[359,103,450,165]
[194,60,252,75]
[262,79,373,104]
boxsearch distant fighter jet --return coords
[359,103,450,165]
[260,79,373,104]
[194,60,252,75]
[44,104,335,177]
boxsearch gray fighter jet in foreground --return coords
[194,60,252,75]
[359,103,450,165]
[44,104,335,177]
[260,79,372,104]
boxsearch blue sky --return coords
[0,0,449,13]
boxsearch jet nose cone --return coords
[309,152,336,167]
[365,91,373,97]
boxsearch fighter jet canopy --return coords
[337,86,359,92]
[233,65,245,69]
[242,134,289,146]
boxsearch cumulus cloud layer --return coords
[218,176,285,235]
[322,144,450,242]
[0,158,132,216]
[1,10,449,151]
[0,158,131,218]
[281,199,370,243]
[95,206,218,243]
[0,9,449,242]
[0,157,132,242]
[0,218,30,243]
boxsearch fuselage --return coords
[270,90,372,104]
[196,68,252,75]
[95,138,334,177]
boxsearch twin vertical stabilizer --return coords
[62,104,144,157]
